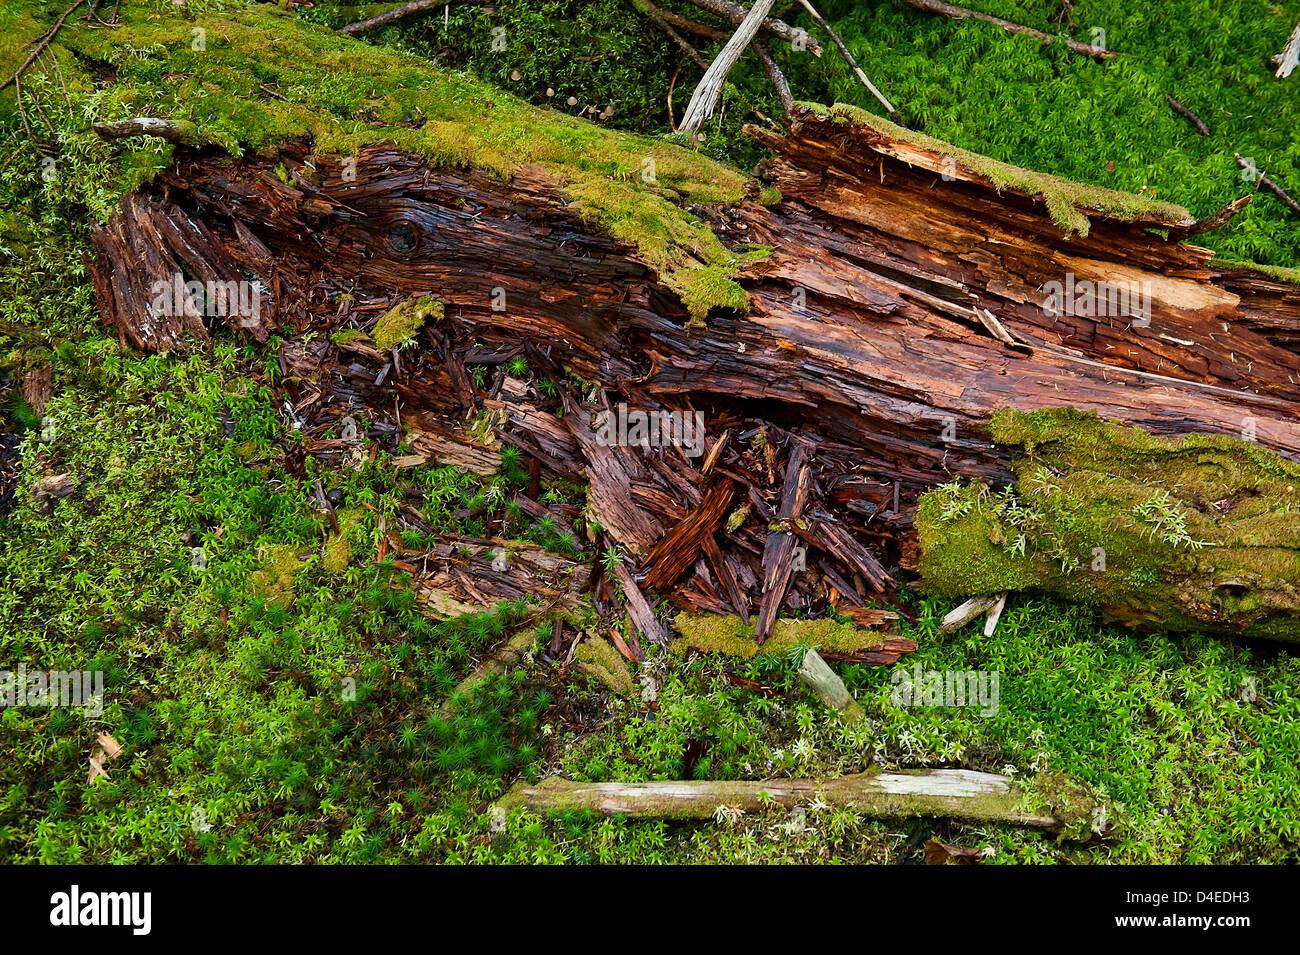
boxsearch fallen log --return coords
[494,768,1091,828]
[86,94,1300,637]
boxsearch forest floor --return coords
[0,0,1298,864]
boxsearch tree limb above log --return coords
[339,0,448,36]
[684,0,822,57]
[902,0,1116,61]
[495,769,1088,827]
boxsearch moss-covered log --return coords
[30,3,1300,639]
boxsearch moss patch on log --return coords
[818,103,1191,237]
[17,1,747,322]
[672,612,885,658]
[916,408,1300,640]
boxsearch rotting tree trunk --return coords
[88,106,1300,640]
[494,769,1090,828]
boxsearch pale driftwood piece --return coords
[680,0,777,135]
[92,117,200,145]
[796,0,903,125]
[496,769,1069,827]
[685,0,822,56]
[1274,20,1300,78]
[797,648,865,722]
[982,591,1008,637]
[902,0,1116,62]
[940,594,1000,633]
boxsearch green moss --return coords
[329,328,367,347]
[823,104,1191,237]
[574,637,634,696]
[371,295,441,352]
[672,612,885,659]
[44,3,745,287]
[322,507,361,574]
[757,185,782,207]
[662,264,750,329]
[916,408,1300,638]
[250,542,304,605]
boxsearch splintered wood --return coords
[88,107,1300,646]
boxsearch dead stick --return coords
[753,40,794,115]
[683,0,822,57]
[1236,154,1300,216]
[340,0,473,36]
[1,0,87,91]
[634,0,711,71]
[1185,193,1250,237]
[796,0,903,126]
[495,769,1079,827]
[902,0,1116,62]
[1166,95,1210,135]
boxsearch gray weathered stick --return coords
[497,769,1077,827]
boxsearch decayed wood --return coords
[86,106,1300,636]
[495,768,1075,827]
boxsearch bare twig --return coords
[2,0,87,91]
[635,0,711,71]
[1166,94,1210,135]
[339,0,447,36]
[797,0,903,125]
[902,0,1116,62]
[1185,193,1251,237]
[683,0,822,57]
[1274,19,1300,78]
[753,41,794,115]
[1236,154,1300,217]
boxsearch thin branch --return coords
[2,0,87,91]
[1185,193,1251,237]
[1236,154,1300,217]
[1166,94,1210,136]
[797,0,903,126]
[634,0,711,70]
[754,41,794,115]
[340,0,462,36]
[683,0,822,57]
[901,0,1116,62]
